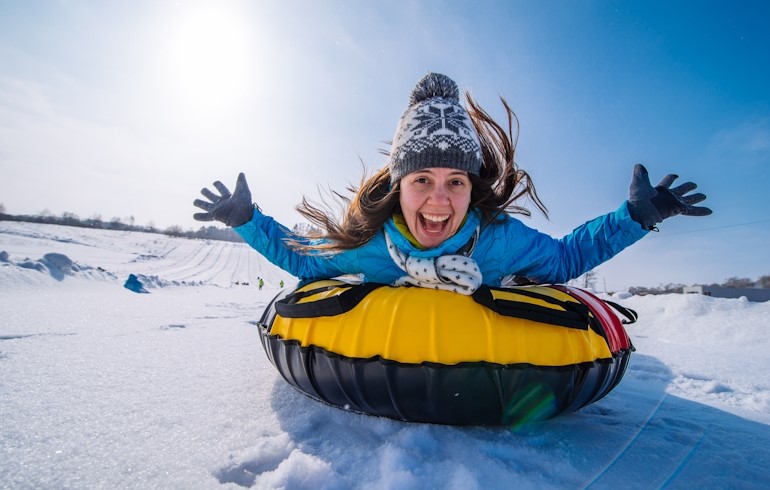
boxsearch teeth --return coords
[421,213,449,222]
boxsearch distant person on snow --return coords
[193,72,711,294]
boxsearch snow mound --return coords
[1,250,117,283]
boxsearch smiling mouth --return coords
[419,213,450,235]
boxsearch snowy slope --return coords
[1,221,769,489]
[0,221,294,289]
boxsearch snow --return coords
[2,220,769,489]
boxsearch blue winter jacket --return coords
[234,202,648,286]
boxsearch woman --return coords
[193,73,711,294]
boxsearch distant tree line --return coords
[0,208,243,243]
[629,275,770,295]
[0,205,324,243]
[547,267,770,294]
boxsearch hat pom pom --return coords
[409,72,459,105]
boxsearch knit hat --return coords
[389,73,482,182]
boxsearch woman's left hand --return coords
[627,164,712,230]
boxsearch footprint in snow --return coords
[214,434,294,487]
[214,435,342,489]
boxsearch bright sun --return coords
[162,2,257,117]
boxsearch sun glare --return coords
[162,3,257,117]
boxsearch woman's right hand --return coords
[193,172,255,227]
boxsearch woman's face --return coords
[398,167,472,248]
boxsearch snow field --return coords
[2,221,769,489]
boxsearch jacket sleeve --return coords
[233,209,353,280]
[501,202,648,284]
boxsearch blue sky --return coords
[1,0,768,290]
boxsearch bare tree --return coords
[568,270,597,290]
[165,225,184,237]
[292,222,323,236]
[722,277,754,288]
[758,275,770,289]
[61,212,80,225]
[582,270,597,289]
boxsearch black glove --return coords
[193,172,255,227]
[627,164,712,231]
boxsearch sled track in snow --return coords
[128,241,213,279]
[151,241,270,287]
[145,241,231,284]
[119,234,292,288]
[173,241,234,284]
[228,245,244,286]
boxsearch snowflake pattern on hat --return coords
[413,104,475,139]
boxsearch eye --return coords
[413,176,430,184]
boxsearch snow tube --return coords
[257,280,635,426]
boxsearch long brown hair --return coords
[465,93,547,222]
[290,93,547,252]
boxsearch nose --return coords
[427,184,450,204]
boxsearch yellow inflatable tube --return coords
[270,281,613,366]
[258,280,635,426]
